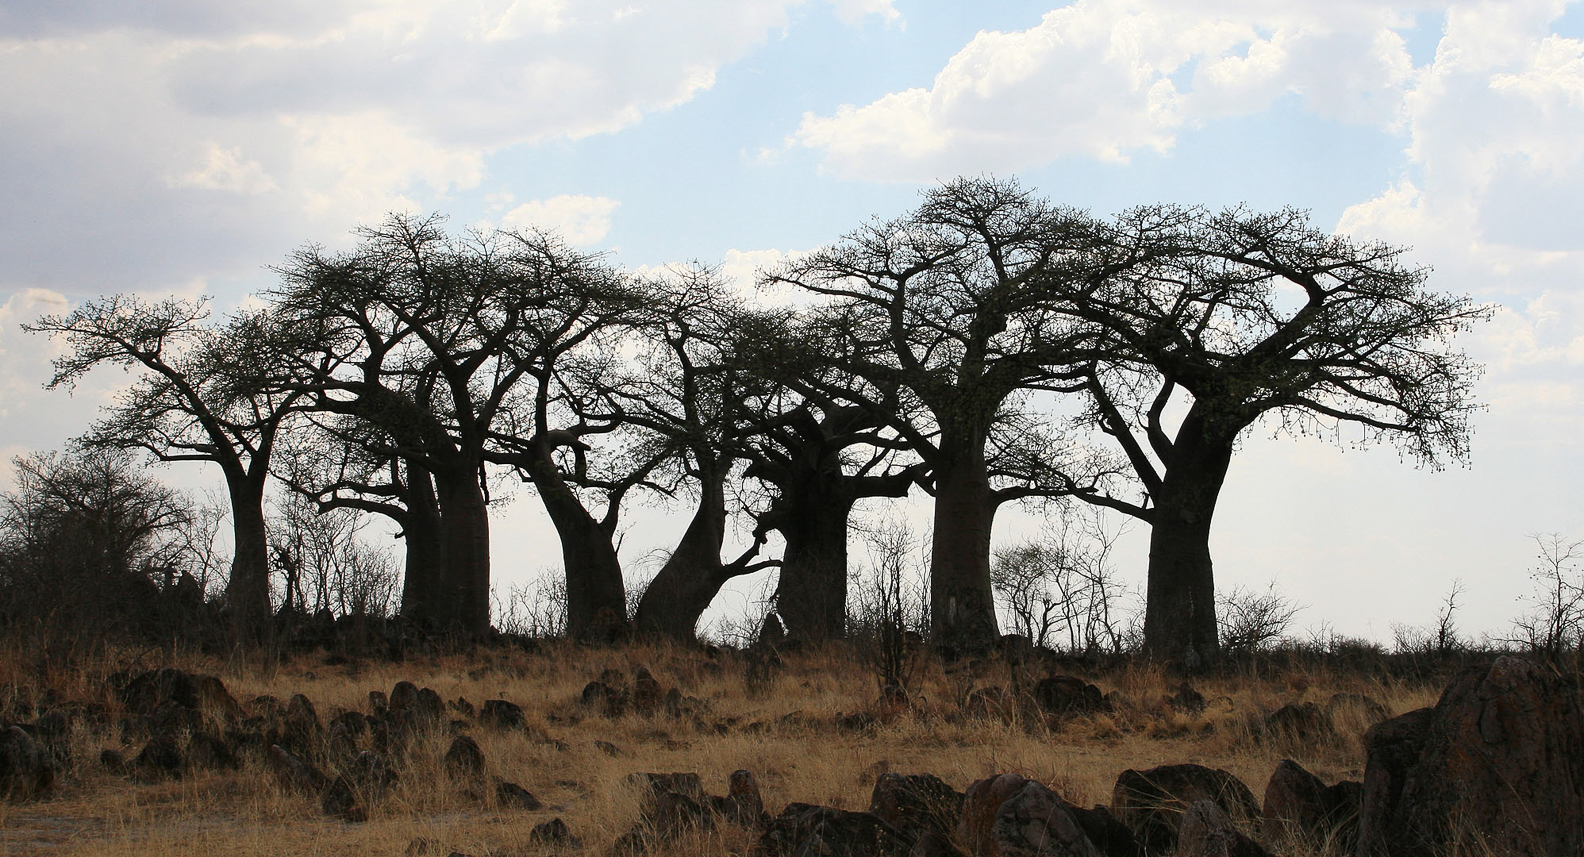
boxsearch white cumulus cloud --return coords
[793,0,1423,180]
[501,195,621,246]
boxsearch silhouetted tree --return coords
[1048,203,1490,664]
[766,178,1113,653]
[27,300,303,642]
[267,215,640,636]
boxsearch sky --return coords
[2,0,1583,644]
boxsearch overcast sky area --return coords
[3,0,1583,644]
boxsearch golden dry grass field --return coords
[0,642,1442,857]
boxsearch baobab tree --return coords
[28,300,304,642]
[1048,202,1490,665]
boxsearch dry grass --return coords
[0,641,1443,857]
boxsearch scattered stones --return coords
[1176,800,1271,857]
[1357,656,1584,856]
[1111,764,1259,852]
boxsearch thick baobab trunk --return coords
[928,433,1000,654]
[525,448,627,641]
[633,479,730,642]
[1141,410,1237,667]
[225,475,272,645]
[432,466,492,637]
[773,487,856,643]
[399,459,447,628]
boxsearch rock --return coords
[1168,683,1207,715]
[910,830,970,857]
[442,735,485,781]
[269,744,327,794]
[99,747,127,774]
[1067,805,1142,857]
[964,687,1015,721]
[321,774,367,822]
[959,773,1039,855]
[725,769,766,826]
[1260,759,1358,847]
[1358,657,1584,856]
[648,790,714,838]
[581,680,627,718]
[531,817,579,846]
[185,732,239,771]
[1176,801,1271,857]
[1262,702,1334,743]
[869,773,964,844]
[495,779,542,810]
[479,699,527,731]
[0,725,54,799]
[1355,706,1433,857]
[132,736,184,782]
[1032,676,1111,718]
[991,780,1102,857]
[1111,764,1259,852]
[633,667,664,717]
[348,749,397,799]
[759,803,910,857]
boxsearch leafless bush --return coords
[1217,582,1303,655]
[848,521,928,699]
[268,492,398,619]
[495,573,569,638]
[991,506,1134,655]
[1392,579,1467,657]
[1504,533,1584,664]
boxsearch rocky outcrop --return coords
[1356,657,1584,856]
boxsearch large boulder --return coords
[1111,765,1259,852]
[1356,657,1584,857]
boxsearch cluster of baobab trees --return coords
[28,177,1488,664]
